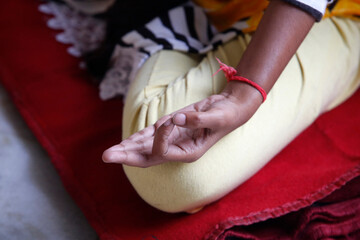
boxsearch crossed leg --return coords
[121,18,360,213]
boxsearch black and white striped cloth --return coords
[117,0,333,56]
[99,2,251,100]
[118,3,247,56]
[99,0,331,100]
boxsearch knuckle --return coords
[192,114,202,127]
[208,94,222,103]
[127,135,136,141]
[155,115,171,129]
[154,122,162,130]
[135,140,145,149]
[117,143,125,151]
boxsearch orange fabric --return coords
[194,0,360,31]
[193,0,268,31]
[325,0,360,18]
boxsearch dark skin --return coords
[102,0,315,167]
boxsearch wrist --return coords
[221,81,263,120]
[214,57,267,103]
[222,80,262,101]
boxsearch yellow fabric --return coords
[122,18,360,213]
[325,0,360,18]
[193,0,360,31]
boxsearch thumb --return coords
[172,110,223,129]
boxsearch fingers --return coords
[102,150,161,168]
[103,119,177,167]
[154,115,172,130]
[105,138,153,154]
[127,125,155,142]
[102,126,155,166]
[172,110,225,130]
[103,119,176,167]
[152,119,175,156]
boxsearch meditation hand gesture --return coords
[102,83,262,167]
[103,0,316,168]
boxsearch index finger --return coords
[103,150,162,168]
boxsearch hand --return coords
[102,86,261,167]
[102,0,315,168]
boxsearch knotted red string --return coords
[213,58,267,102]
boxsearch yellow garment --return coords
[122,18,360,213]
[193,0,360,31]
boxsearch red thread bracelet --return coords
[213,58,267,102]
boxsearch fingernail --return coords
[173,113,186,126]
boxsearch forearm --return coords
[222,0,315,110]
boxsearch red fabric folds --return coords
[219,176,360,240]
[0,1,359,239]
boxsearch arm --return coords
[102,0,316,167]
[222,0,315,117]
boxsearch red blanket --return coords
[219,176,360,239]
[1,1,359,239]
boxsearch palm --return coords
[164,121,210,159]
